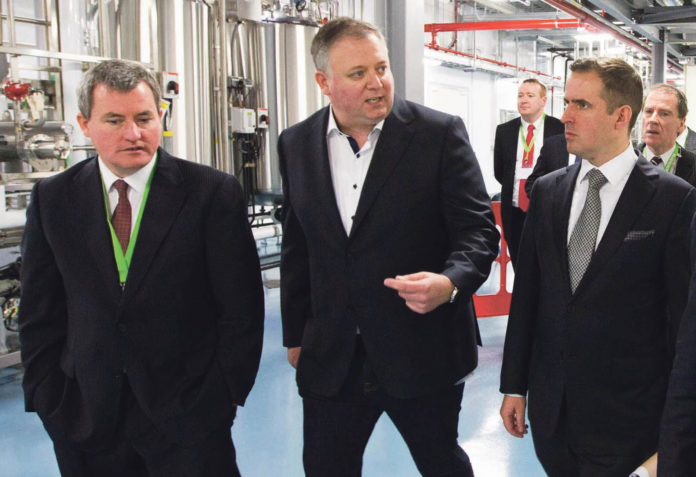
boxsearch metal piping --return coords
[425,43,561,80]
[425,18,587,35]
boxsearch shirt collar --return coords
[521,114,544,130]
[578,144,637,186]
[643,142,678,162]
[326,106,384,138]
[98,152,157,193]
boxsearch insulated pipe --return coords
[425,43,561,80]
[425,18,586,34]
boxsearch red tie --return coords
[523,124,535,167]
[112,179,131,252]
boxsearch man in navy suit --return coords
[279,17,498,477]
[494,79,564,267]
[19,60,264,476]
[500,58,696,477]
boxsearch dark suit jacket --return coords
[500,157,696,471]
[659,215,696,476]
[493,115,564,260]
[683,127,696,154]
[524,133,573,199]
[19,148,264,450]
[637,142,696,187]
[279,96,499,399]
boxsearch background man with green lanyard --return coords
[639,83,696,187]
[494,78,564,268]
[19,59,264,477]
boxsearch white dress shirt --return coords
[326,107,384,234]
[643,143,679,173]
[567,145,638,247]
[98,154,157,235]
[513,115,546,207]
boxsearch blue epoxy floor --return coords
[0,268,545,476]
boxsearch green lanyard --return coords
[643,145,680,174]
[100,157,157,286]
[519,113,544,166]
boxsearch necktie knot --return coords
[527,124,535,139]
[114,179,129,197]
[586,168,608,191]
[651,155,663,166]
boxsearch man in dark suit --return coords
[494,79,564,267]
[638,83,696,187]
[524,133,575,199]
[19,60,264,476]
[499,58,696,477]
[279,17,498,477]
[659,216,696,476]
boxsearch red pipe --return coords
[425,43,562,80]
[426,18,587,33]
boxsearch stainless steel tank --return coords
[228,17,325,199]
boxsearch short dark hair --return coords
[569,57,643,131]
[78,59,161,119]
[521,78,547,98]
[648,83,688,119]
[310,17,385,73]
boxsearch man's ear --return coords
[315,70,330,96]
[76,112,91,137]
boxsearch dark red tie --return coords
[112,179,131,252]
[523,124,535,167]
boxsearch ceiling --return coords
[427,0,696,78]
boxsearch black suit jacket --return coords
[637,142,696,187]
[279,97,499,399]
[683,127,696,154]
[659,215,696,476]
[500,157,696,471]
[493,116,564,245]
[524,134,574,199]
[19,148,264,450]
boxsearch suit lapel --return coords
[573,158,657,295]
[348,98,415,239]
[70,158,122,300]
[675,147,693,181]
[121,151,186,299]
[552,163,580,288]
[308,109,348,241]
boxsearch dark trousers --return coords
[302,339,474,477]
[507,206,526,269]
[50,377,240,477]
[531,401,653,477]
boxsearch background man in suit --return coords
[279,17,498,477]
[524,133,576,199]
[499,58,696,477]
[659,216,696,476]
[19,60,264,477]
[639,83,696,186]
[494,79,564,267]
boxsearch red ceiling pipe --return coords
[425,18,586,33]
[425,42,562,80]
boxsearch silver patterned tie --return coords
[568,168,608,293]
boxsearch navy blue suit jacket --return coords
[501,157,696,473]
[279,97,499,399]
